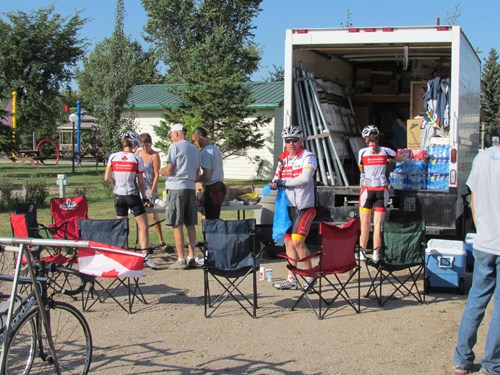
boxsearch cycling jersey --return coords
[358,146,396,189]
[274,147,317,210]
[106,150,144,196]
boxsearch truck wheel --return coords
[424,277,430,294]
[458,278,466,295]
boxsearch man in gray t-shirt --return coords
[453,142,500,374]
[192,126,225,220]
[160,123,200,270]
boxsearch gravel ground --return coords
[75,251,492,375]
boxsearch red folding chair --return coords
[9,212,81,295]
[49,196,89,240]
[278,217,361,319]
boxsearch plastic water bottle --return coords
[154,198,165,208]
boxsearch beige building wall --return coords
[130,107,283,181]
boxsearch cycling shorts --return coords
[114,194,146,217]
[285,207,316,242]
[359,187,389,213]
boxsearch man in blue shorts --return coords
[160,123,201,270]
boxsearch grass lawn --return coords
[0,158,267,247]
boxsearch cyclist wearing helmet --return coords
[104,130,159,270]
[358,125,406,262]
[271,125,318,291]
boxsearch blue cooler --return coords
[425,239,466,294]
[464,233,476,271]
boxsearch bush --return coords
[24,174,49,207]
[73,186,88,197]
[0,179,21,210]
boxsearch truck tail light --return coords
[437,26,450,31]
[450,148,457,163]
[294,29,308,34]
[450,169,457,185]
[382,27,394,32]
[364,28,376,32]
[348,28,360,33]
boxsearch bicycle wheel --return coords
[6,301,92,374]
[2,311,37,374]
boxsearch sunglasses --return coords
[285,138,300,144]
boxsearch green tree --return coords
[264,65,284,82]
[142,0,269,159]
[481,49,500,136]
[445,3,461,25]
[340,9,353,28]
[0,6,87,150]
[77,0,155,157]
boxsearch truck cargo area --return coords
[284,26,480,238]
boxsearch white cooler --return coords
[464,233,476,271]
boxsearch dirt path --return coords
[77,252,492,375]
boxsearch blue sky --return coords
[1,0,499,81]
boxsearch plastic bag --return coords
[272,187,291,246]
[262,184,271,198]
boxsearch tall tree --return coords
[142,0,269,159]
[77,0,157,157]
[0,6,87,149]
[264,65,284,82]
[445,3,461,25]
[481,49,500,136]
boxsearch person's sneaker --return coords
[302,277,317,292]
[144,256,160,270]
[372,251,381,263]
[355,250,367,261]
[170,259,187,270]
[195,255,205,266]
[187,257,197,269]
[453,365,472,375]
[273,280,298,290]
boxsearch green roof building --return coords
[128,82,284,180]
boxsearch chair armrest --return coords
[277,250,321,263]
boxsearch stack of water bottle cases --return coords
[390,144,451,191]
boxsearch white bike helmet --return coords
[123,130,142,148]
[281,125,303,139]
[361,125,379,138]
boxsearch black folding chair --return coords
[202,219,259,318]
[78,218,147,313]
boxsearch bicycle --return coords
[0,244,92,375]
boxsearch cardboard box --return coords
[410,81,427,118]
[407,118,423,149]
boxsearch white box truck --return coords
[283,25,480,238]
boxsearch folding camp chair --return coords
[49,196,89,240]
[9,212,84,296]
[365,220,426,306]
[15,203,52,238]
[278,217,361,319]
[202,219,258,318]
[78,218,146,313]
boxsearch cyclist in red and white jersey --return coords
[271,125,318,291]
[358,125,406,262]
[104,131,159,269]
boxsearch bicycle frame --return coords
[0,242,62,374]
